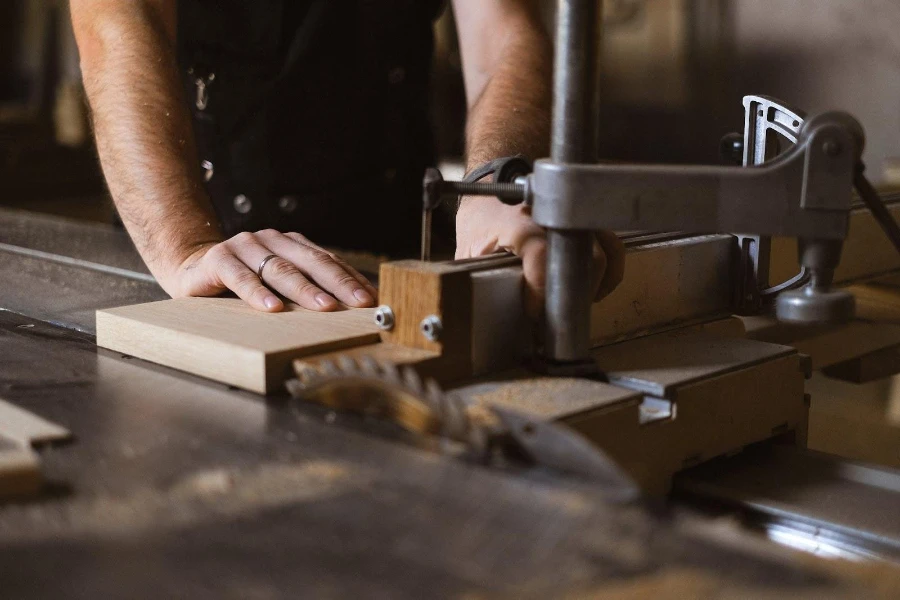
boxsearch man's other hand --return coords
[456,198,625,316]
[171,230,378,312]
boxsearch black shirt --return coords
[177,0,446,256]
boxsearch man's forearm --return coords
[74,2,222,291]
[462,10,552,172]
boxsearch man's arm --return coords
[71,0,377,312]
[452,0,623,313]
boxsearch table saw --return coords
[4,0,900,596]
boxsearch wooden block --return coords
[377,260,472,356]
[0,438,41,501]
[97,298,381,394]
[590,235,734,345]
[805,372,900,469]
[850,283,900,323]
[470,267,530,375]
[377,259,519,381]
[770,202,900,286]
[744,316,900,371]
[0,398,71,447]
[578,354,807,495]
[458,333,808,495]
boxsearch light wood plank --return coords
[0,399,71,447]
[97,298,381,394]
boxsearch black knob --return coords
[719,132,744,165]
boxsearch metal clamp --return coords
[420,166,528,261]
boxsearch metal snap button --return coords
[233,194,252,214]
[201,160,214,182]
[278,196,298,213]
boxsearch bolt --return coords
[822,139,842,157]
[374,306,395,331]
[420,315,443,342]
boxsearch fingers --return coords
[283,232,378,301]
[263,231,375,308]
[204,243,285,312]
[517,234,547,319]
[594,230,626,300]
[226,232,338,312]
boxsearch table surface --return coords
[0,208,865,598]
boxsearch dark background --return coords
[1,0,898,225]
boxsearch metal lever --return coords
[732,95,807,314]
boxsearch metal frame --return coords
[535,0,865,364]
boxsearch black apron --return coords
[177,0,445,257]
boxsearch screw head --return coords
[420,315,443,342]
[374,306,395,331]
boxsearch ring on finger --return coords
[257,254,279,281]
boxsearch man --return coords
[71,0,622,314]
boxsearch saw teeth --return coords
[402,367,424,395]
[382,361,401,385]
[425,379,443,411]
[285,378,305,397]
[294,365,318,386]
[337,356,359,375]
[358,355,380,376]
[287,353,489,450]
[319,360,340,378]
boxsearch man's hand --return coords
[171,230,378,312]
[456,198,625,315]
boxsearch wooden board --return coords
[771,202,900,286]
[97,298,381,394]
[0,399,70,500]
[0,438,41,500]
[0,398,72,447]
[457,333,807,495]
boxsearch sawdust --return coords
[0,460,368,543]
[796,555,900,600]
[564,568,848,600]
[469,377,632,420]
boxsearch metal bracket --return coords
[734,95,806,314]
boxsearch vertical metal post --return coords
[544,0,601,363]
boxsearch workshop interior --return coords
[2,0,900,598]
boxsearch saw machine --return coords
[88,9,900,563]
[4,0,900,595]
[84,0,900,556]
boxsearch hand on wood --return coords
[456,198,625,316]
[171,230,378,312]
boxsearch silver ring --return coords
[257,254,278,281]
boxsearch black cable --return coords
[854,164,900,256]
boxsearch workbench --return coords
[0,207,897,598]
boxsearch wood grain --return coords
[97,298,381,394]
